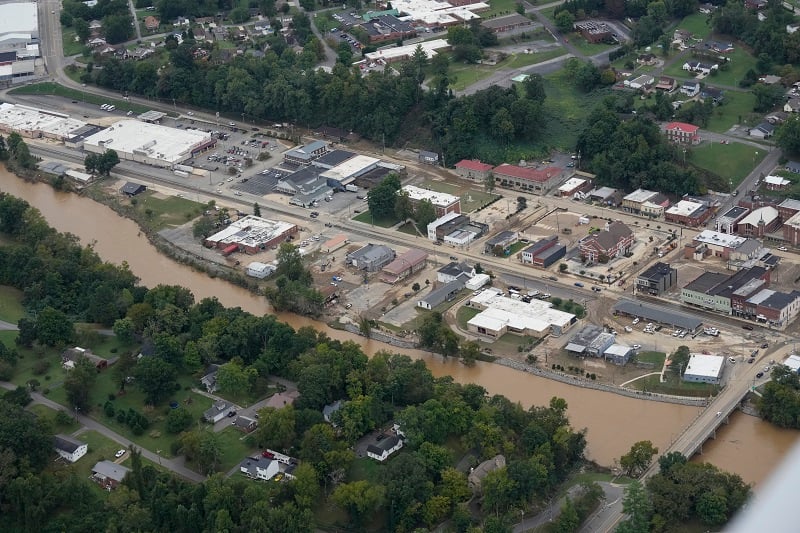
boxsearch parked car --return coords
[227,410,237,418]
[632,344,641,350]
[591,286,601,292]
[748,358,755,364]
[778,246,788,251]
[574,282,584,288]
[756,372,764,378]
[742,325,754,330]
[332,276,343,282]
[115,449,126,458]
[632,318,640,325]
[761,343,769,349]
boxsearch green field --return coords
[419,179,499,212]
[635,351,666,367]
[122,190,207,232]
[61,28,84,56]
[627,373,719,397]
[689,141,765,187]
[0,285,24,323]
[456,305,480,329]
[447,48,566,92]
[565,33,616,57]
[483,0,520,18]
[10,83,154,115]
[352,210,398,227]
[704,91,757,133]
[28,403,80,434]
[674,13,714,40]
[216,426,257,473]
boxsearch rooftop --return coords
[92,460,131,482]
[364,38,450,61]
[468,288,575,332]
[559,177,587,192]
[779,198,800,212]
[638,261,675,281]
[321,154,379,182]
[693,230,747,249]
[666,199,705,217]
[684,271,730,293]
[312,149,355,168]
[739,206,779,227]
[480,13,530,29]
[717,206,748,221]
[623,188,658,203]
[381,248,428,275]
[366,435,402,456]
[205,215,296,248]
[455,159,494,172]
[0,3,38,38]
[401,185,459,207]
[83,120,212,164]
[614,299,703,330]
[685,353,724,378]
[493,163,562,183]
[55,434,86,454]
[0,103,87,139]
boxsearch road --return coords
[38,0,65,79]
[512,481,624,532]
[0,381,205,482]
[127,0,143,42]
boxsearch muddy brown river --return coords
[2,173,796,484]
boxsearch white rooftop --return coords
[0,3,38,39]
[320,154,378,182]
[83,120,212,164]
[205,215,296,248]
[739,206,779,227]
[666,199,704,217]
[364,39,450,62]
[0,103,87,139]
[402,185,459,208]
[784,211,800,229]
[468,288,574,332]
[623,188,658,203]
[685,353,724,378]
[390,0,488,25]
[559,177,586,192]
[604,344,632,357]
[765,175,790,186]
[784,354,800,373]
[694,229,747,249]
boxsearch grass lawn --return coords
[10,83,154,115]
[704,91,757,133]
[504,48,566,68]
[664,47,757,87]
[348,456,387,484]
[62,28,84,56]
[448,48,566,92]
[215,385,276,409]
[0,285,24,323]
[28,403,80,433]
[635,351,666,367]
[627,373,718,397]
[490,331,535,354]
[538,6,557,23]
[123,190,206,232]
[419,179,499,213]
[484,0,519,18]
[352,210,399,227]
[506,241,527,257]
[689,141,765,187]
[456,305,480,329]
[215,426,257,473]
[397,221,422,236]
[674,13,714,40]
[565,33,616,57]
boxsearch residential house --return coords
[91,460,130,490]
[61,347,108,370]
[680,80,701,97]
[239,456,280,480]
[784,98,800,113]
[366,435,404,461]
[468,455,506,494]
[578,221,634,262]
[173,16,190,27]
[682,61,718,75]
[636,262,678,296]
[700,86,724,104]
[144,16,159,31]
[87,37,107,48]
[788,23,800,34]
[636,53,656,65]
[786,161,800,174]
[346,243,395,272]
[203,400,233,424]
[703,40,734,53]
[89,20,103,31]
[232,415,258,433]
[664,122,701,144]
[484,230,518,255]
[764,175,791,191]
[417,279,465,310]
[437,261,475,283]
[54,435,88,463]
[766,110,789,124]
[454,159,494,182]
[760,74,782,85]
[626,74,654,90]
[655,76,677,92]
[200,364,220,393]
[418,150,439,165]
[749,122,775,139]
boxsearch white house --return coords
[682,61,718,75]
[680,81,701,97]
[239,456,280,480]
[203,400,233,423]
[54,435,88,463]
[366,435,403,461]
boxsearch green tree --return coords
[620,440,658,477]
[64,357,97,413]
[166,408,194,433]
[215,359,256,395]
[255,405,296,450]
[413,198,437,230]
[617,481,652,533]
[367,173,401,220]
[777,114,800,155]
[484,171,495,192]
[134,357,178,405]
[35,306,74,347]
[253,203,261,216]
[554,497,580,533]
[112,317,135,344]
[331,480,386,528]
[554,10,575,33]
[275,242,312,284]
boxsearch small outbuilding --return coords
[683,353,724,384]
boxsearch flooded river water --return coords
[2,173,796,484]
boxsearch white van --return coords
[106,105,115,111]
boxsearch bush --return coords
[32,359,51,375]
[166,408,194,434]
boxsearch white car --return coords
[115,449,126,458]
[632,344,641,350]
[779,246,788,251]
[632,318,640,325]
[624,326,632,332]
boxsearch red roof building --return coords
[492,164,564,194]
[455,159,494,182]
[664,122,700,145]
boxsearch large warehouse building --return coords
[0,103,87,140]
[81,120,216,167]
[204,216,297,254]
[0,2,40,85]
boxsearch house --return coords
[417,279,465,310]
[682,61,718,75]
[239,455,280,480]
[700,86,724,104]
[418,150,439,165]
[485,230,518,255]
[61,347,108,370]
[120,182,146,196]
[766,111,789,124]
[764,175,791,191]
[91,460,130,490]
[579,221,634,262]
[665,199,712,227]
[625,74,654,90]
[788,23,800,34]
[233,415,258,433]
[784,99,800,113]
[437,261,475,283]
[366,435,403,462]
[144,16,159,31]
[655,76,677,92]
[346,243,395,272]
[664,122,700,144]
[203,400,233,424]
[749,122,775,139]
[703,40,734,53]
[87,37,107,48]
[54,435,88,463]
[200,364,220,393]
[468,455,506,494]
[760,75,782,85]
[636,53,656,65]
[89,19,103,31]
[680,80,701,97]
[454,159,494,182]
[323,400,343,424]
[636,262,678,296]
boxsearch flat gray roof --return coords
[614,299,703,330]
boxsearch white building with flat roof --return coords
[683,353,724,384]
[204,215,298,254]
[82,120,216,167]
[320,154,379,189]
[363,39,451,63]
[467,288,575,339]
[401,185,461,217]
[693,229,747,249]
[0,103,87,140]
[0,3,38,39]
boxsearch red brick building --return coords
[492,164,564,194]
[455,159,494,182]
[664,122,700,144]
[664,199,714,227]
[579,221,634,262]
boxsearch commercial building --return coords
[558,176,592,197]
[683,354,724,384]
[574,20,612,43]
[565,325,613,357]
[467,288,576,338]
[665,199,713,227]
[311,149,356,170]
[480,13,533,33]
[613,299,703,332]
[363,38,451,63]
[714,206,749,234]
[346,243,395,271]
[91,461,131,490]
[587,186,618,204]
[783,354,800,373]
[322,154,379,190]
[664,122,701,144]
[492,163,564,194]
[684,230,765,263]
[417,278,465,309]
[782,211,800,246]
[427,212,463,241]
[401,185,461,217]
[777,198,800,221]
[0,103,87,140]
[485,230,518,255]
[356,14,416,43]
[454,159,494,182]
[322,234,349,253]
[386,0,488,28]
[578,221,634,262]
[519,236,566,268]
[681,266,769,314]
[82,120,216,167]
[54,435,88,463]
[622,189,661,213]
[380,248,428,283]
[204,216,298,254]
[604,344,634,365]
[283,140,329,165]
[737,206,780,238]
[741,289,800,327]
[276,167,332,205]
[0,2,39,85]
[636,262,678,296]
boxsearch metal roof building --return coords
[614,299,703,331]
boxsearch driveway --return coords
[0,319,18,330]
